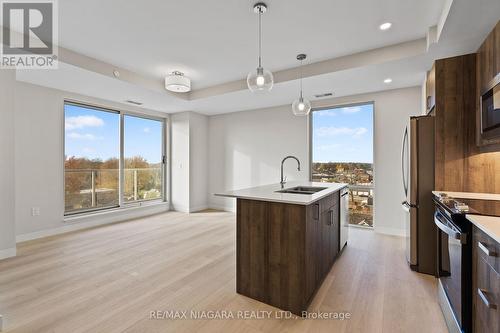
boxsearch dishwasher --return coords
[340,187,349,249]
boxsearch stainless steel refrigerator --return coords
[401,115,437,276]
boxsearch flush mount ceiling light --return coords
[247,2,274,92]
[292,54,311,116]
[165,71,191,93]
[379,22,392,31]
[384,78,393,83]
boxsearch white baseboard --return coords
[374,226,405,237]
[208,203,235,213]
[16,203,169,243]
[188,204,209,213]
[171,204,189,213]
[0,247,16,260]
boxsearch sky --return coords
[312,103,373,163]
[65,104,162,163]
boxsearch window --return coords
[311,103,374,227]
[124,115,164,203]
[64,102,166,215]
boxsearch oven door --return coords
[435,209,466,329]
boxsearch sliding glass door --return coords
[64,102,166,215]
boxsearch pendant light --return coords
[292,54,311,116]
[247,3,273,92]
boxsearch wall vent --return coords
[126,100,143,106]
[314,92,333,98]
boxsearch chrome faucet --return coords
[280,156,301,187]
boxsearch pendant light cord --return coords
[300,59,303,99]
[258,9,262,68]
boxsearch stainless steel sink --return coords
[275,186,328,195]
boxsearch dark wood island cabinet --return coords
[235,188,343,315]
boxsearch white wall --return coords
[0,70,17,259]
[13,81,169,240]
[208,105,309,211]
[171,112,190,212]
[208,87,422,236]
[421,75,428,115]
[189,112,209,212]
[171,111,209,213]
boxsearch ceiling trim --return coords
[189,38,427,100]
[2,27,190,101]
[4,25,429,104]
[58,47,190,101]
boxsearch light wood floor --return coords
[0,211,448,333]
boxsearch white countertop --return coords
[466,215,500,244]
[214,181,348,205]
[432,191,500,201]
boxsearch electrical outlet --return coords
[31,207,40,216]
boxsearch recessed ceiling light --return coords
[379,22,392,31]
[384,78,393,84]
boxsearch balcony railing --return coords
[313,174,374,227]
[65,168,162,213]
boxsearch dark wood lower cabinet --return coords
[472,226,500,332]
[236,191,341,315]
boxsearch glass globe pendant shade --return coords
[292,97,311,116]
[247,66,274,92]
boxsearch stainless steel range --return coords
[433,193,500,333]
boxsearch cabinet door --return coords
[305,203,320,302]
[330,204,340,261]
[320,209,332,278]
[478,28,496,93]
[475,257,499,333]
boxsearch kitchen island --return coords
[216,181,349,315]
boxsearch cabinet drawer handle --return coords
[478,241,495,257]
[478,289,497,309]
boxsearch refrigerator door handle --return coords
[401,127,409,197]
[402,201,418,212]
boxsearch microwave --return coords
[480,81,500,143]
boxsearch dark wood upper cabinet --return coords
[434,54,477,192]
[433,20,500,193]
[477,21,500,94]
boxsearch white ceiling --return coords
[58,0,445,89]
[15,0,500,115]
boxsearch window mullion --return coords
[119,113,125,207]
